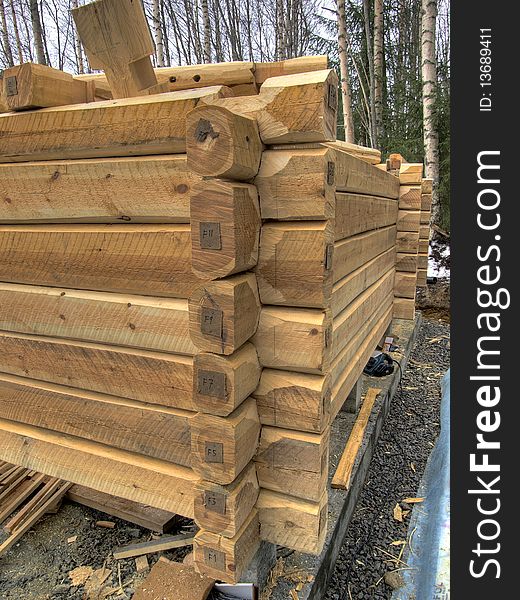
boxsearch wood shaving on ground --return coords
[402,497,425,504]
[259,558,313,600]
[68,566,94,586]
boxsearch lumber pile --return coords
[0,52,401,583]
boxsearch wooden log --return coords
[0,224,202,298]
[0,331,194,411]
[201,69,338,145]
[67,485,178,532]
[396,230,419,253]
[254,300,392,433]
[421,193,433,211]
[397,210,421,232]
[113,533,194,559]
[2,63,93,111]
[332,270,394,360]
[193,343,261,417]
[416,269,428,287]
[186,106,262,180]
[334,225,397,282]
[191,180,261,279]
[256,221,334,308]
[0,418,197,516]
[193,463,259,537]
[72,0,158,99]
[257,489,327,555]
[191,398,260,485]
[0,87,230,163]
[254,148,335,221]
[0,374,194,467]
[253,56,329,83]
[395,252,419,273]
[420,210,431,225]
[418,254,428,269]
[393,297,415,320]
[255,426,329,502]
[398,163,423,185]
[398,185,422,209]
[421,178,433,194]
[189,273,261,355]
[419,239,430,253]
[394,272,417,299]
[252,307,332,374]
[334,193,398,240]
[332,247,395,317]
[0,155,197,224]
[270,141,383,166]
[193,510,260,584]
[0,283,196,355]
[330,306,393,419]
[332,147,398,192]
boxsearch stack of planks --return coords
[0,53,400,583]
[417,178,433,287]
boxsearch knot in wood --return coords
[195,119,219,143]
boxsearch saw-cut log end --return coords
[189,273,261,355]
[186,105,262,180]
[191,180,261,280]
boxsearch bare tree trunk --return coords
[421,0,440,223]
[201,0,211,62]
[153,0,165,66]
[29,0,46,64]
[363,0,376,147]
[10,0,23,63]
[373,0,384,145]
[276,0,284,60]
[71,0,84,73]
[337,0,355,142]
[0,0,14,66]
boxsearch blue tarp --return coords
[392,370,450,600]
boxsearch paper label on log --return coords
[327,161,335,186]
[197,370,226,399]
[205,441,224,464]
[327,83,338,111]
[204,490,227,515]
[6,76,18,96]
[201,308,223,338]
[203,547,226,571]
[199,222,222,250]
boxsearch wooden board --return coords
[397,210,421,232]
[420,210,431,225]
[0,224,203,298]
[0,374,194,467]
[254,56,329,83]
[0,283,196,355]
[332,247,395,317]
[255,427,329,502]
[396,230,419,253]
[191,398,260,485]
[421,193,433,211]
[398,163,423,184]
[257,489,327,555]
[398,185,422,209]
[190,180,261,279]
[193,342,261,417]
[189,273,261,355]
[418,254,428,269]
[254,148,335,221]
[334,225,397,282]
[67,485,178,532]
[0,155,197,223]
[2,63,92,110]
[416,269,428,287]
[256,221,333,308]
[421,178,433,194]
[0,87,229,162]
[394,271,417,299]
[0,419,197,516]
[393,297,415,320]
[420,224,430,239]
[334,193,398,240]
[193,510,260,584]
[419,239,430,253]
[252,307,331,375]
[333,148,399,195]
[0,331,193,411]
[193,462,259,537]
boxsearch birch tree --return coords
[373,0,383,145]
[201,0,211,62]
[0,0,14,66]
[421,0,439,223]
[152,0,165,66]
[336,0,355,142]
[29,0,46,64]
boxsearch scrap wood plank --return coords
[0,481,72,556]
[113,532,195,560]
[0,474,46,524]
[0,468,32,502]
[331,388,382,490]
[67,485,179,533]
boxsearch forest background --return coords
[0,0,450,229]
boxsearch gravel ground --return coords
[325,313,450,600]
